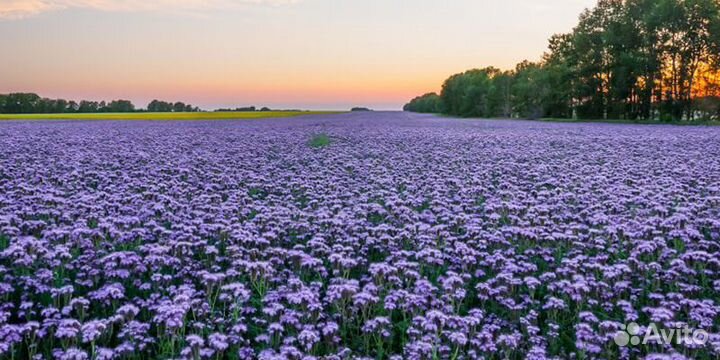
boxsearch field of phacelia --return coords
[0,112,719,359]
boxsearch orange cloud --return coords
[0,0,298,19]
[0,0,55,19]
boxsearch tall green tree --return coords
[403,93,442,113]
[406,0,720,122]
[512,61,548,119]
[106,100,135,113]
[148,100,173,112]
[2,93,41,114]
[78,100,100,113]
[173,102,187,112]
[653,0,720,119]
[488,70,514,117]
[440,68,498,117]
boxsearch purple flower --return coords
[81,320,107,343]
[208,332,229,352]
[1,113,719,359]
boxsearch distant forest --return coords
[0,93,201,114]
[0,93,300,114]
[405,0,720,121]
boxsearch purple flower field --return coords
[0,112,719,360]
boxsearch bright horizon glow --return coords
[0,0,596,110]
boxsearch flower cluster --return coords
[0,113,718,359]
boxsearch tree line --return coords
[214,106,273,112]
[147,100,200,113]
[0,93,137,114]
[405,0,720,121]
[0,93,201,114]
[0,93,304,114]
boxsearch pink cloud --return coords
[0,0,297,19]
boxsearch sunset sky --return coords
[0,0,596,110]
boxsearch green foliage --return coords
[215,106,256,112]
[441,68,495,117]
[0,234,9,251]
[0,93,138,114]
[0,111,341,121]
[696,96,720,119]
[0,93,42,114]
[148,100,199,112]
[105,99,135,113]
[433,67,516,118]
[147,100,174,112]
[0,93,202,114]
[308,134,332,148]
[512,61,550,119]
[405,0,720,122]
[403,93,442,113]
